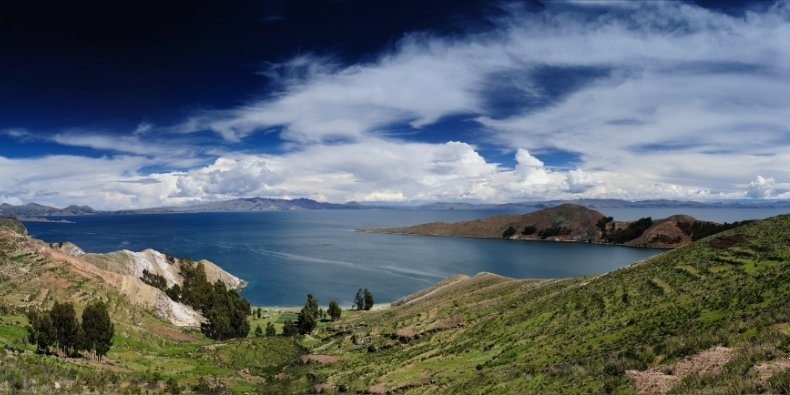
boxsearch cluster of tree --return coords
[521,225,538,235]
[140,269,167,291]
[253,322,276,337]
[354,288,374,311]
[26,301,114,360]
[168,261,251,340]
[605,217,652,243]
[596,216,614,238]
[677,220,752,241]
[538,225,572,239]
[502,226,517,238]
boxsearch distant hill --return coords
[117,197,364,214]
[0,202,97,217]
[2,197,788,218]
[363,203,748,248]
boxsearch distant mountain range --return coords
[1,197,789,218]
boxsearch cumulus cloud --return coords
[4,1,790,209]
[747,176,775,198]
[166,0,790,204]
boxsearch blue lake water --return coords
[23,207,788,306]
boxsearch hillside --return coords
[272,213,790,394]
[2,214,790,393]
[363,203,741,248]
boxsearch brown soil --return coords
[751,356,790,382]
[300,354,341,364]
[367,384,392,394]
[710,234,746,249]
[149,321,195,341]
[311,383,334,393]
[626,346,734,394]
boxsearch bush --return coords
[606,217,652,243]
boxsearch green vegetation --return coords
[176,261,251,340]
[502,226,517,238]
[537,224,572,239]
[140,268,167,291]
[27,301,113,359]
[328,300,342,321]
[521,225,538,235]
[606,216,652,243]
[678,219,753,241]
[268,214,790,393]
[296,294,319,334]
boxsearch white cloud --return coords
[4,1,790,208]
[747,175,775,198]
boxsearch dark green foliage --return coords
[538,225,572,239]
[200,281,251,340]
[81,301,114,359]
[502,226,517,238]
[354,289,365,310]
[179,262,211,311]
[677,220,752,241]
[26,310,55,354]
[282,319,299,337]
[50,301,80,355]
[521,225,537,235]
[266,322,276,336]
[165,284,181,302]
[176,261,251,340]
[363,289,374,311]
[596,216,614,237]
[606,217,652,243]
[649,234,682,244]
[254,324,263,337]
[256,308,262,319]
[297,294,319,334]
[140,269,167,291]
[328,300,342,321]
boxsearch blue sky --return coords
[1,0,788,209]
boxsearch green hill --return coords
[2,214,790,393]
[274,214,790,394]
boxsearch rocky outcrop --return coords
[52,242,243,327]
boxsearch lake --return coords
[24,207,787,306]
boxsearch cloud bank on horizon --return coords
[1,0,789,209]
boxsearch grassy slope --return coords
[0,220,304,394]
[2,215,790,393]
[274,214,790,394]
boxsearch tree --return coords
[354,289,365,310]
[282,319,299,336]
[327,300,342,321]
[363,289,374,311]
[82,301,114,360]
[265,322,276,336]
[166,284,181,302]
[50,301,80,356]
[256,308,262,319]
[200,281,251,340]
[254,324,263,337]
[297,294,319,334]
[26,310,55,354]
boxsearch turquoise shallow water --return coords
[24,207,786,306]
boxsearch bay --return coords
[24,207,786,306]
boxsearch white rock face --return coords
[125,249,180,287]
[154,292,204,327]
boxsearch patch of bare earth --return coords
[149,321,195,341]
[299,354,340,364]
[751,356,790,383]
[367,384,391,394]
[626,346,734,394]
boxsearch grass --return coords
[2,215,790,393]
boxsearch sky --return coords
[1,0,789,209]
